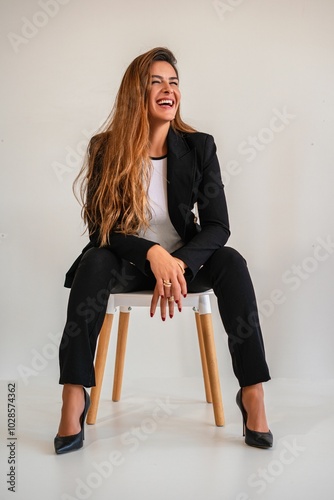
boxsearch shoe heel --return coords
[236,389,247,437]
[82,389,90,441]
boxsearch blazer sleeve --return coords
[172,134,230,277]
[90,229,158,275]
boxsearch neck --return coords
[149,122,170,157]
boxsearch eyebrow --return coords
[151,74,179,81]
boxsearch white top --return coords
[139,156,183,253]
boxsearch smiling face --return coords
[147,60,181,127]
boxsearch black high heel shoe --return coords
[236,388,273,449]
[54,388,90,455]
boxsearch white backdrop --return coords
[1,0,334,389]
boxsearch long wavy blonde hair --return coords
[74,47,196,246]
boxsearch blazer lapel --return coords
[166,127,197,239]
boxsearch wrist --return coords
[146,244,161,261]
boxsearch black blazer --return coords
[64,127,230,287]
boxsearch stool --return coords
[86,290,225,426]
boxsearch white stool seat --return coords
[106,289,214,314]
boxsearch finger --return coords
[162,280,173,299]
[179,275,188,297]
[170,279,182,304]
[175,295,182,313]
[157,279,165,298]
[171,272,187,301]
[160,296,167,321]
[173,277,185,312]
[150,287,160,317]
[168,295,175,318]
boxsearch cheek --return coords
[148,88,155,103]
[148,94,157,113]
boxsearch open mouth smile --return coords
[156,99,175,107]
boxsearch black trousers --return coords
[59,246,270,388]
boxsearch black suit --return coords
[59,128,270,388]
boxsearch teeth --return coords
[157,99,173,105]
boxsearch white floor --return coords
[0,376,333,500]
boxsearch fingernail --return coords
[169,314,173,319]
[183,294,187,298]
[178,308,182,313]
[175,299,179,303]
[162,317,166,322]
[150,313,153,318]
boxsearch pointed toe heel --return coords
[236,389,273,449]
[54,388,90,455]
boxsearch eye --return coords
[151,80,161,85]
[171,81,179,86]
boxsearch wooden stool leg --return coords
[195,312,213,403]
[200,313,225,427]
[86,313,114,425]
[112,311,130,402]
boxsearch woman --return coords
[54,47,273,454]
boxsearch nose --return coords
[163,82,174,93]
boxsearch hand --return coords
[147,245,187,320]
